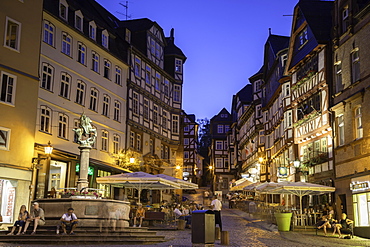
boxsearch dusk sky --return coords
[96,0,299,120]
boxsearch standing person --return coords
[22,202,45,235]
[133,203,145,227]
[7,205,28,235]
[211,195,223,231]
[60,207,78,235]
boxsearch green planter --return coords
[275,213,292,231]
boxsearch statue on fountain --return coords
[73,113,97,147]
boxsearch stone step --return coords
[0,237,166,245]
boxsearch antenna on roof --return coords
[117,1,131,20]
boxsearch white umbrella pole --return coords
[138,189,141,203]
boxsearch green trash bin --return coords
[275,212,292,231]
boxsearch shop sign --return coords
[350,181,370,192]
[277,167,288,177]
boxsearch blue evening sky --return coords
[96,0,299,120]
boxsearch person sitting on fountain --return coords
[133,203,145,227]
[60,207,78,235]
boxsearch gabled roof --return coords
[286,0,333,71]
[298,0,333,42]
[266,35,290,56]
[236,84,253,104]
[210,108,231,122]
[120,18,160,33]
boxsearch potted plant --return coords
[275,208,293,231]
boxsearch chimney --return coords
[170,28,175,42]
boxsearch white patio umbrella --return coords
[96,171,181,203]
[266,181,336,215]
[154,174,198,189]
[230,180,254,191]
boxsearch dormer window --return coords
[102,30,109,49]
[75,10,83,31]
[298,27,308,47]
[125,29,131,43]
[89,21,96,40]
[59,0,68,20]
[175,59,182,74]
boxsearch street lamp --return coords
[44,141,53,154]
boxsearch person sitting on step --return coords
[7,205,28,235]
[60,207,78,235]
[317,213,336,236]
[22,202,46,235]
[133,203,145,227]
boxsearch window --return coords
[75,10,83,31]
[59,72,70,98]
[58,113,68,139]
[161,144,164,158]
[155,42,160,58]
[40,106,51,133]
[4,17,21,51]
[125,29,131,43]
[143,99,149,120]
[149,139,154,154]
[216,158,223,168]
[342,6,349,33]
[174,85,181,102]
[113,100,120,122]
[89,88,98,111]
[89,21,96,40]
[102,94,110,117]
[281,54,288,67]
[0,127,11,150]
[102,30,109,49]
[73,119,79,143]
[92,51,99,73]
[217,125,224,134]
[184,125,189,132]
[355,107,363,139]
[132,92,138,115]
[130,131,135,148]
[184,138,189,145]
[225,125,230,133]
[115,66,121,85]
[43,20,54,46]
[351,49,360,83]
[101,130,108,151]
[175,59,182,73]
[172,115,179,134]
[41,63,54,91]
[75,80,85,105]
[153,105,158,125]
[61,33,72,56]
[255,80,261,92]
[134,57,141,77]
[321,138,327,153]
[77,43,86,65]
[215,140,223,150]
[285,83,290,97]
[155,73,161,91]
[335,62,343,92]
[162,111,168,129]
[184,151,189,159]
[136,134,141,151]
[164,79,169,96]
[103,60,111,79]
[256,105,262,117]
[338,115,345,146]
[299,28,308,47]
[113,134,120,154]
[145,66,151,84]
[59,1,68,20]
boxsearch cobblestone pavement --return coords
[3,207,369,247]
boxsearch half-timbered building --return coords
[285,0,334,188]
[182,111,200,183]
[260,34,291,183]
[123,19,186,180]
[331,0,370,238]
[210,108,232,193]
